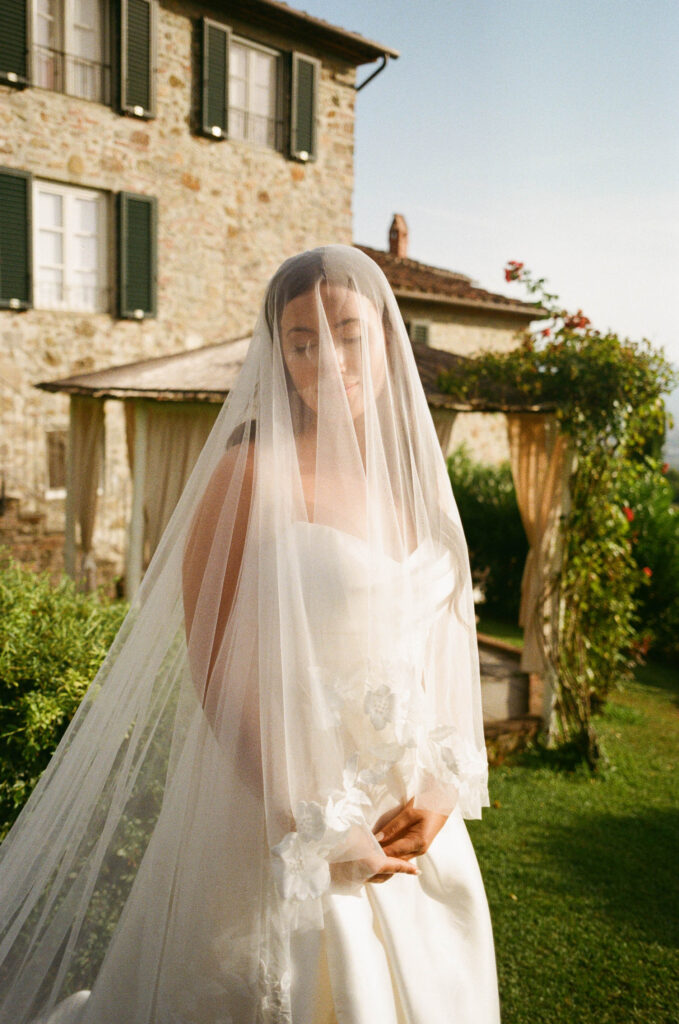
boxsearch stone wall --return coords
[0,0,357,572]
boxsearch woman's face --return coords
[279,283,386,420]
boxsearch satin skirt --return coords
[293,805,501,1024]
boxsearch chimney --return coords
[388,214,408,258]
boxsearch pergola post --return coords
[125,401,148,600]
[64,398,78,578]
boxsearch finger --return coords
[381,836,424,860]
[377,811,417,846]
[374,799,415,843]
[368,856,420,883]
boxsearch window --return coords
[407,321,430,345]
[1,0,156,119]
[45,427,68,497]
[0,168,158,318]
[33,180,109,312]
[33,0,110,104]
[201,20,319,160]
[45,425,104,498]
[229,38,281,149]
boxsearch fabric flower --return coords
[326,755,371,832]
[364,683,396,730]
[294,801,327,843]
[271,832,330,902]
[259,959,292,1021]
[359,742,404,786]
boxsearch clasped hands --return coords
[367,798,448,883]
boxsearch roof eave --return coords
[204,0,399,64]
[36,382,229,402]
[392,288,546,320]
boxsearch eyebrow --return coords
[285,317,362,339]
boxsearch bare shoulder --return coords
[202,440,256,505]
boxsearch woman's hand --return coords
[368,798,449,883]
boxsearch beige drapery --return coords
[506,413,574,691]
[430,408,458,457]
[68,395,105,590]
[125,402,220,564]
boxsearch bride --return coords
[0,246,500,1023]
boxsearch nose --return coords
[335,340,347,371]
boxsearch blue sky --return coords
[301,0,679,386]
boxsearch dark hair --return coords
[265,250,328,336]
[264,246,394,343]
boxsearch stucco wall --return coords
[398,299,526,464]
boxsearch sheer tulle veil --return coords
[0,245,489,1023]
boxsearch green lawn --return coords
[468,659,679,1024]
[477,614,524,649]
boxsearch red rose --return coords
[642,566,652,578]
[623,506,634,522]
[662,462,669,474]
[504,260,524,282]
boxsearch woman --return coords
[0,246,500,1023]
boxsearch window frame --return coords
[408,320,431,346]
[30,0,112,105]
[32,178,110,314]
[228,33,284,153]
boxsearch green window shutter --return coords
[0,0,28,88]
[120,0,156,117]
[0,168,32,310]
[117,192,157,318]
[201,19,230,139]
[290,52,320,162]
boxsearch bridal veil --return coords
[0,245,489,1023]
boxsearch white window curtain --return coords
[34,181,108,313]
[229,39,279,148]
[33,0,106,101]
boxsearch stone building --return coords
[0,0,397,571]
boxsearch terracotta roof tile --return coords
[356,245,545,319]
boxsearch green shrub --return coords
[664,465,679,504]
[623,469,679,663]
[448,444,528,619]
[0,556,127,838]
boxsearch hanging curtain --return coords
[506,413,574,677]
[125,402,220,563]
[70,395,105,590]
[430,408,458,457]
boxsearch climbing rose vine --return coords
[438,263,677,769]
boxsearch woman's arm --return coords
[182,442,255,702]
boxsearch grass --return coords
[468,659,679,1024]
[477,613,524,649]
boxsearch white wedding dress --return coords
[284,523,501,1024]
[34,523,499,1024]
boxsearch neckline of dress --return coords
[291,519,435,565]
